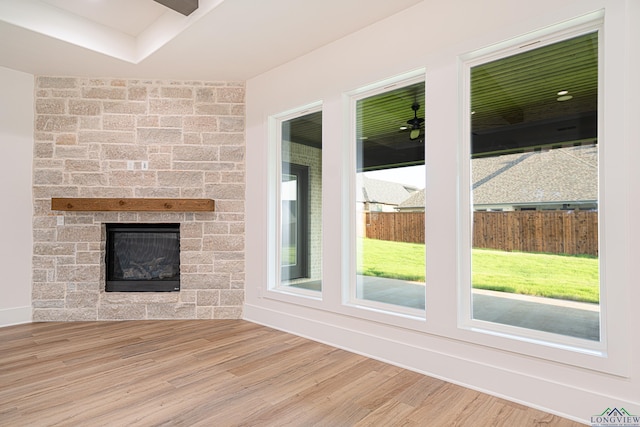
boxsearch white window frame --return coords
[456,13,631,374]
[345,71,426,319]
[266,102,324,303]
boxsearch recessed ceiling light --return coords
[399,126,408,131]
[557,90,569,96]
[557,95,573,101]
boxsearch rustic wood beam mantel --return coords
[51,198,214,212]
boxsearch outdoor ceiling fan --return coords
[406,102,424,140]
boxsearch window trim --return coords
[345,71,426,318]
[456,13,624,365]
[266,102,324,303]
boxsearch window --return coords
[272,107,322,294]
[462,29,601,345]
[350,77,426,313]
[281,163,309,281]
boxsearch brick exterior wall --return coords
[32,77,245,320]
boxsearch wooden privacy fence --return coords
[364,212,424,244]
[364,210,598,256]
[473,210,598,256]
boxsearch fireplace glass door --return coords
[105,223,180,292]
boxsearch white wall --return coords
[0,66,33,326]
[245,0,640,423]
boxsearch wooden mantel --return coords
[51,198,215,212]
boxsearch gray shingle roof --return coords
[396,145,597,209]
[397,188,425,209]
[359,175,417,206]
[472,145,597,206]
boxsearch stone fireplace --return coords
[32,77,245,320]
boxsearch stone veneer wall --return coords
[32,77,245,321]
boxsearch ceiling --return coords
[0,0,422,81]
[38,0,168,37]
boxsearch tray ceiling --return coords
[0,0,421,80]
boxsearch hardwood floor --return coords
[0,320,582,426]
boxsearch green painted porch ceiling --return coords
[289,31,598,167]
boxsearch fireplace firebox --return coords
[105,223,180,292]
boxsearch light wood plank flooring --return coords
[0,320,582,426]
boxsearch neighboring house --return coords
[358,175,418,212]
[396,144,597,212]
[472,144,597,211]
[396,188,425,212]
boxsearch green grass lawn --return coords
[359,238,599,304]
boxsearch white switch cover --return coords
[127,160,134,170]
[141,161,149,170]
[56,216,64,226]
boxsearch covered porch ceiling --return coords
[289,31,598,170]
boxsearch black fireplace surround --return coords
[105,223,180,292]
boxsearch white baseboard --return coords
[0,306,32,327]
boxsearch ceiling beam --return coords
[153,0,199,16]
